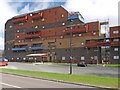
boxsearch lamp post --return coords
[69,19,73,74]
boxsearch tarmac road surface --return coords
[1,73,95,89]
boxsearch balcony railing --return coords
[65,27,87,34]
[25,32,41,38]
[86,41,120,47]
[85,42,98,47]
[110,41,120,45]
[12,16,28,23]
[12,47,27,51]
[97,42,110,46]
[31,45,44,50]
[31,12,43,19]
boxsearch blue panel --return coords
[31,45,44,50]
[12,47,26,51]
[68,14,84,22]
[68,15,78,20]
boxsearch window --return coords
[60,36,63,39]
[94,56,98,60]
[32,20,34,23]
[62,23,65,26]
[113,39,119,42]
[17,58,19,60]
[81,56,85,60]
[51,47,55,49]
[63,30,65,32]
[35,26,38,29]
[71,26,75,29]
[73,34,75,37]
[93,32,96,35]
[79,34,82,36]
[93,26,96,29]
[23,58,26,60]
[114,48,119,51]
[30,14,32,16]
[94,49,98,51]
[113,56,119,59]
[42,26,45,29]
[9,25,12,28]
[62,57,65,60]
[59,42,62,45]
[17,30,19,32]
[41,18,45,21]
[66,27,71,30]
[61,14,64,17]
[19,23,24,26]
[17,36,19,38]
[113,30,119,34]
[18,40,20,43]
[81,42,84,45]
[22,40,24,42]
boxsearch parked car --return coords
[0,57,8,66]
[77,61,87,67]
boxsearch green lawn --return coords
[0,68,119,89]
[42,62,120,67]
[105,64,120,67]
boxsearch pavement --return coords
[1,62,119,78]
[1,73,94,89]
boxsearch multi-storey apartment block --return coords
[4,6,120,64]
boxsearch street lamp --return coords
[69,19,73,74]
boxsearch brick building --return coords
[4,6,120,64]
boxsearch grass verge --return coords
[105,64,120,67]
[0,68,119,89]
[42,63,120,67]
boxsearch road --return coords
[1,62,119,78]
[1,73,99,89]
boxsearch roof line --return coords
[12,5,67,19]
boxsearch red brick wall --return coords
[87,21,100,31]
[15,32,25,39]
[110,26,120,38]
[41,26,66,37]
[13,6,68,29]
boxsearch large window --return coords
[113,39,119,42]
[113,56,119,60]
[113,30,119,34]
[114,48,119,51]
[81,56,85,60]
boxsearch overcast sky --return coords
[0,0,119,50]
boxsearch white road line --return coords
[1,82,30,90]
[1,82,22,88]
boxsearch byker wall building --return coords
[4,6,120,64]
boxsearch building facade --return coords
[4,6,120,64]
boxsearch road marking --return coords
[1,82,22,88]
[1,82,30,90]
